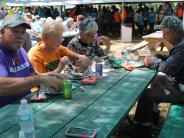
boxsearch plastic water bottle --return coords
[17,99,36,138]
[108,53,116,61]
[121,49,128,63]
[88,65,94,76]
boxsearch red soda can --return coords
[95,63,103,77]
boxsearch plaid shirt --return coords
[153,38,184,84]
[67,36,105,60]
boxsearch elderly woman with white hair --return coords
[28,20,90,73]
[62,17,74,31]
[67,18,106,60]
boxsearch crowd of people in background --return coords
[1,2,184,138]
[0,2,183,37]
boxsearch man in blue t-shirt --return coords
[0,14,65,108]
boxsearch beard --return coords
[6,42,24,52]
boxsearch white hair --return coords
[56,16,63,22]
[46,17,53,23]
[79,18,98,35]
[41,20,65,38]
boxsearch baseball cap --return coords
[1,14,31,29]
[157,16,183,31]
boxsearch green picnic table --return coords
[0,68,156,138]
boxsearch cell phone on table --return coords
[65,127,96,138]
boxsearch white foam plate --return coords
[127,61,144,67]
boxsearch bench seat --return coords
[159,104,184,138]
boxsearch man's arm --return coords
[0,76,41,96]
[144,50,184,76]
[0,72,66,96]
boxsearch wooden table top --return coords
[0,68,156,138]
[142,31,163,40]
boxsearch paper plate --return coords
[127,61,144,67]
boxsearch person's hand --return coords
[39,72,68,91]
[55,56,69,73]
[59,56,69,66]
[93,56,102,63]
[144,55,158,67]
[75,55,91,72]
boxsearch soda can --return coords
[63,80,72,99]
[95,63,103,77]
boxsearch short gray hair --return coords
[79,18,98,35]
[160,16,184,33]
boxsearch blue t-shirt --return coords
[0,43,34,108]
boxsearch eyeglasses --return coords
[86,33,97,37]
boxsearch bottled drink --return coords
[63,80,72,99]
[108,52,116,66]
[95,63,103,77]
[108,53,116,61]
[128,49,135,61]
[17,99,36,138]
[88,65,94,77]
[121,49,128,63]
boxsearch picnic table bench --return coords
[159,104,184,138]
[127,40,151,59]
[0,68,156,138]
[142,31,170,56]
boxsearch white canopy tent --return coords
[6,0,92,6]
[122,0,184,2]
[6,0,65,6]
[6,0,184,6]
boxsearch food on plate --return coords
[70,71,83,80]
[123,64,135,71]
[30,93,47,102]
[81,77,97,85]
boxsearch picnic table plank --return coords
[0,82,81,134]
[54,69,156,138]
[159,105,184,138]
[0,69,128,138]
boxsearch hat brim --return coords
[154,24,163,30]
[6,22,31,29]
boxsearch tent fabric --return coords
[6,0,91,6]
[6,0,184,6]
[6,0,63,6]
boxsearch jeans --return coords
[134,74,184,123]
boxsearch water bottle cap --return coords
[20,99,27,104]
